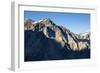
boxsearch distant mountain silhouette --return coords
[24,18,90,61]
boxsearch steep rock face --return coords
[24,18,90,61]
[24,30,90,61]
[24,18,90,51]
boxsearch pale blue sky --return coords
[24,11,90,34]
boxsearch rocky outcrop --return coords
[24,19,35,30]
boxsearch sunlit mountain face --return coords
[24,18,90,62]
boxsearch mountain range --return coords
[24,18,90,61]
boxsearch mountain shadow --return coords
[24,30,90,62]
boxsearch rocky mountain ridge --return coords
[24,18,90,61]
[24,18,90,51]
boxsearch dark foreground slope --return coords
[24,30,90,61]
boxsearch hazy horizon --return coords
[24,11,90,34]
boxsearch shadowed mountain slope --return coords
[24,18,90,61]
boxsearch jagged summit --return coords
[39,18,56,26]
[41,18,53,22]
[24,18,90,51]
